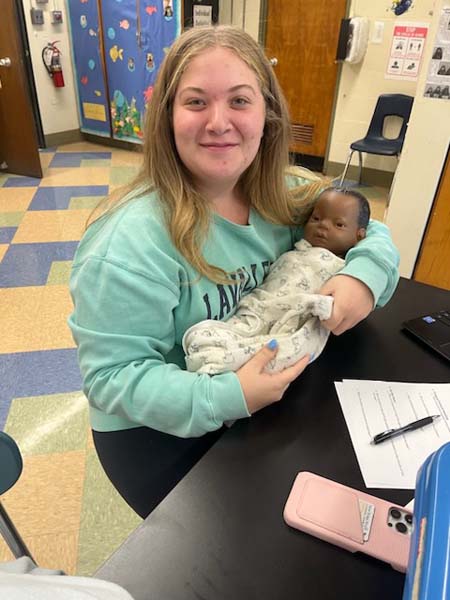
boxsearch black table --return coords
[96,278,450,600]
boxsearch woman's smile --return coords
[200,142,239,150]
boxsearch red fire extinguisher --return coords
[42,41,65,87]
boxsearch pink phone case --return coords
[283,472,412,572]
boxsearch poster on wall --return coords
[423,7,450,100]
[385,22,428,81]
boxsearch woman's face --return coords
[172,46,266,196]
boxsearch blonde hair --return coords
[90,26,324,283]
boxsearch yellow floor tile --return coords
[38,167,110,187]
[57,142,112,153]
[86,428,95,451]
[0,285,75,353]
[0,188,35,212]
[0,244,8,262]
[369,198,388,222]
[110,148,143,167]
[12,209,91,243]
[0,451,85,573]
[0,532,79,575]
[0,539,14,564]
[39,153,54,171]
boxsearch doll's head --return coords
[303,187,370,257]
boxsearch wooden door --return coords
[264,0,347,159]
[413,150,450,291]
[0,0,42,178]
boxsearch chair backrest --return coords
[0,432,23,495]
[366,93,414,142]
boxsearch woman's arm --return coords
[340,219,400,307]
[69,257,250,438]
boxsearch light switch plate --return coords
[371,21,385,44]
[30,7,44,25]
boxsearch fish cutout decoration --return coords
[109,45,124,62]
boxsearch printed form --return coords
[335,380,450,489]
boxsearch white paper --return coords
[335,380,450,489]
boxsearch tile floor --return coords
[0,142,142,576]
[0,141,389,575]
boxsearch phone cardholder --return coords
[284,472,411,572]
[297,477,364,544]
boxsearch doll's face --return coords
[303,191,366,257]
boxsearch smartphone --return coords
[283,472,412,572]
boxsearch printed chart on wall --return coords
[424,6,450,100]
[385,22,428,81]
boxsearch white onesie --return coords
[183,239,344,374]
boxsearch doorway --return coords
[0,0,43,178]
[263,0,347,171]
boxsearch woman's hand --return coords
[237,342,309,414]
[319,274,374,335]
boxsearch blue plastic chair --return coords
[0,431,34,560]
[339,93,414,185]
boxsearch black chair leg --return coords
[357,151,363,184]
[0,500,35,561]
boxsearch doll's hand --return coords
[237,341,309,414]
[319,275,374,335]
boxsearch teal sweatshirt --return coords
[68,191,399,437]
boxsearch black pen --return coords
[372,415,441,445]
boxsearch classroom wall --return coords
[236,0,448,278]
[386,0,450,278]
[231,1,435,176]
[22,0,448,280]
[327,0,434,174]
[24,0,256,138]
[219,0,261,40]
[22,0,80,136]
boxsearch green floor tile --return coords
[68,196,104,210]
[77,449,142,576]
[80,159,111,168]
[46,260,73,285]
[5,391,89,456]
[357,185,389,200]
[0,212,24,226]
[109,167,139,185]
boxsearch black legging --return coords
[92,426,224,519]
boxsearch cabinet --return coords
[67,0,181,143]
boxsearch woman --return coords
[69,26,399,517]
